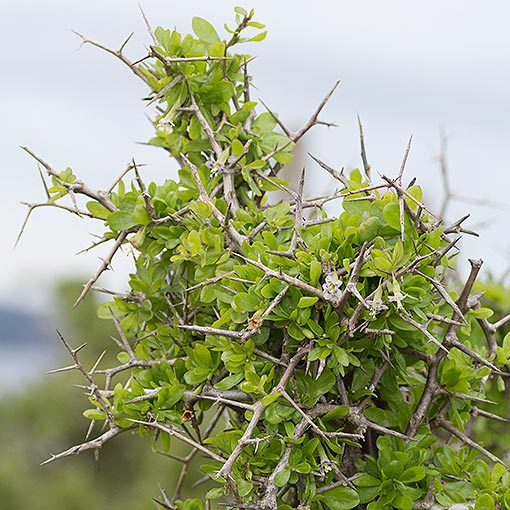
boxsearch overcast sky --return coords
[2,0,510,312]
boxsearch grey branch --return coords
[21,147,117,212]
[180,154,245,252]
[73,231,128,308]
[42,426,126,465]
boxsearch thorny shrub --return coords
[22,7,510,510]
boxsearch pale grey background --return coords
[2,0,510,317]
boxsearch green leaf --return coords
[382,460,404,480]
[237,479,253,497]
[234,6,247,16]
[214,372,244,391]
[503,490,510,510]
[233,292,260,312]
[163,384,185,408]
[491,463,506,483]
[309,260,322,286]
[189,115,202,139]
[249,31,267,42]
[274,468,291,487]
[298,296,319,308]
[86,201,110,219]
[83,409,106,421]
[308,345,331,361]
[117,351,130,364]
[190,201,213,218]
[184,367,211,385]
[59,167,76,183]
[96,302,119,319]
[160,431,171,452]
[400,466,426,483]
[320,486,360,510]
[132,204,151,225]
[393,494,414,510]
[108,211,137,231]
[359,216,381,243]
[205,487,224,499]
[470,307,494,319]
[354,474,381,487]
[194,343,213,366]
[247,21,266,29]
[313,370,336,397]
[252,112,278,133]
[261,392,281,407]
[192,17,220,43]
[273,149,293,165]
[322,405,350,421]
[231,139,245,157]
[383,202,401,231]
[294,462,312,476]
[120,312,139,337]
[130,226,146,249]
[208,41,225,57]
[200,80,234,104]
[475,494,495,510]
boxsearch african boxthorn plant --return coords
[22,7,510,510]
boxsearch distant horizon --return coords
[0,305,56,389]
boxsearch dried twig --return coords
[42,426,127,466]
[21,147,117,212]
[435,415,508,467]
[357,115,371,182]
[292,80,340,142]
[73,231,128,308]
[72,30,147,81]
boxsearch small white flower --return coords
[366,297,388,315]
[322,272,342,301]
[157,118,172,133]
[388,291,407,309]
[206,159,227,175]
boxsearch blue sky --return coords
[2,0,510,311]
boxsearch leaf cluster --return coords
[23,8,510,510]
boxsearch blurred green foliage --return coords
[472,278,510,462]
[0,280,189,509]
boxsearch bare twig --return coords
[406,259,483,437]
[357,115,371,182]
[22,147,117,212]
[72,30,147,81]
[42,426,127,466]
[292,80,340,142]
[146,74,183,108]
[131,419,225,463]
[308,153,347,185]
[73,231,128,308]
[235,254,323,299]
[397,135,413,185]
[133,159,157,221]
[398,314,449,353]
[435,415,508,467]
[138,3,157,45]
[268,167,306,257]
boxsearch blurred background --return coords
[1,0,510,507]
